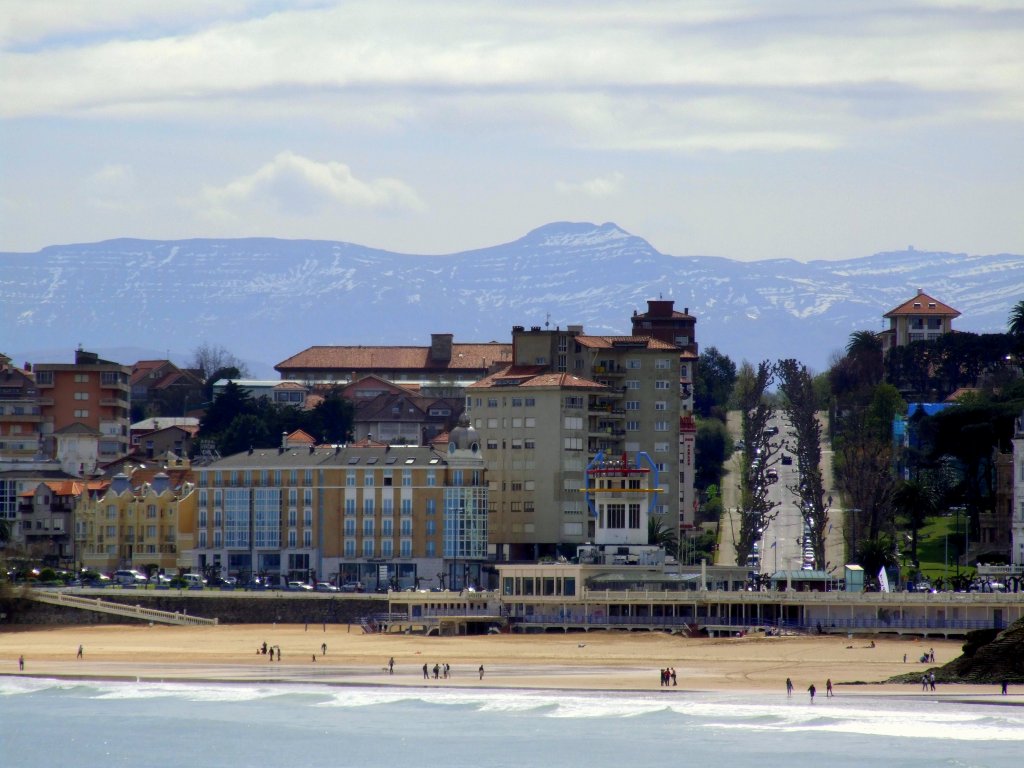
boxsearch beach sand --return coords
[1,624,1014,700]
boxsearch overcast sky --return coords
[2,1,1021,261]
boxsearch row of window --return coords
[472,397,538,408]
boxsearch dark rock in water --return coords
[890,618,1024,684]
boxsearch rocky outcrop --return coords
[890,618,1024,684]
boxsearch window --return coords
[381,539,393,558]
[654,442,669,453]
[402,470,412,487]
[511,438,523,449]
[487,398,498,408]
[74,373,89,383]
[487,418,498,428]
[563,416,583,430]
[400,518,412,536]
[382,498,394,516]
[511,398,522,407]
[303,529,312,547]
[400,538,412,557]
[427,471,436,487]
[344,518,356,536]
[74,391,89,400]
[525,397,536,407]
[655,380,671,390]
[626,359,641,369]
[680,364,689,378]
[363,518,374,536]
[524,417,536,428]
[655,420,669,431]
[35,371,53,385]
[288,530,297,547]
[629,503,641,529]
[304,509,312,527]
[626,420,640,431]
[564,396,584,409]
[345,498,355,515]
[364,472,374,487]
[426,499,436,515]
[344,539,356,557]
[606,503,625,528]
[74,409,89,418]
[563,437,583,450]
[512,417,522,428]
[382,518,393,536]
[362,539,374,558]
[626,380,640,390]
[401,498,412,516]
[346,471,356,486]
[654,401,667,411]
[363,499,374,515]
[487,439,498,449]
[524,439,536,449]
[655,358,672,370]
[624,401,640,411]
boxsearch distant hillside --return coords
[2,222,1021,372]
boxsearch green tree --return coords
[200,381,254,436]
[855,537,898,587]
[1008,299,1024,338]
[845,330,884,388]
[892,479,937,566]
[219,414,272,456]
[694,347,736,419]
[647,516,679,556]
[695,417,728,490]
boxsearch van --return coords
[181,573,206,587]
[113,569,147,585]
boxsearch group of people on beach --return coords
[258,641,282,661]
[659,668,677,686]
[422,662,451,679]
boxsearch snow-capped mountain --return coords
[2,222,1021,373]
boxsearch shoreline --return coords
[1,623,1020,702]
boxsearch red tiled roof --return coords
[575,335,679,350]
[884,291,960,319]
[276,343,512,373]
[469,366,606,390]
[286,429,316,444]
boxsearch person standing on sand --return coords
[19,655,24,671]
[671,668,677,686]
[388,657,395,675]
[479,665,485,680]
[826,679,833,697]
[786,678,794,697]
[422,663,429,679]
[77,645,83,659]
[1001,680,1008,695]
[321,643,327,656]
[808,684,816,702]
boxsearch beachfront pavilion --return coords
[383,561,1024,638]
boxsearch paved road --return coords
[718,410,845,575]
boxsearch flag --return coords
[770,541,777,548]
[878,566,891,593]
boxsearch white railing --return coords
[28,590,218,626]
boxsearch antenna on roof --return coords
[545,312,550,329]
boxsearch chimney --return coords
[309,444,315,454]
[917,288,924,295]
[429,333,453,363]
[281,431,288,449]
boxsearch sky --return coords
[1,0,1022,261]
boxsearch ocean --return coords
[1,677,1021,767]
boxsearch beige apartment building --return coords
[34,349,131,473]
[468,325,681,561]
[191,431,487,590]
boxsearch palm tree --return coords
[855,537,898,588]
[845,330,884,387]
[1008,300,1024,339]
[647,516,679,557]
[892,480,937,566]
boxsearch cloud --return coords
[83,163,137,211]
[194,151,424,222]
[556,172,624,198]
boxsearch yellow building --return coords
[77,469,196,575]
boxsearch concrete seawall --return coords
[1,591,383,626]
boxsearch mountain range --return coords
[3,222,1022,377]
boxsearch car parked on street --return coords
[315,583,340,592]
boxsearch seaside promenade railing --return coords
[27,589,218,626]
[516,612,1002,633]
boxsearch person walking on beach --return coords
[19,655,24,671]
[77,645,83,659]
[807,684,816,702]
[423,663,429,679]
[321,643,327,656]
[479,665,485,680]
[1001,680,1008,695]
[671,668,677,687]
[826,679,833,698]
[388,657,395,675]
[929,672,936,691]
[786,678,794,697]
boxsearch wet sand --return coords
[1,624,1016,701]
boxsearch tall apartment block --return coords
[468,324,681,561]
[34,349,131,474]
[630,300,699,531]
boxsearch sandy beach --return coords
[1,624,1015,701]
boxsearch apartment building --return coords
[18,478,107,566]
[0,354,43,460]
[191,431,487,590]
[34,349,131,472]
[76,469,196,575]
[880,289,961,354]
[468,324,681,561]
